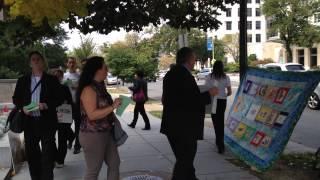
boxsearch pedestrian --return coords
[128,70,151,130]
[64,57,81,154]
[204,61,232,154]
[12,51,63,180]
[160,47,219,180]
[77,56,121,180]
[52,69,74,167]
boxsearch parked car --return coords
[262,63,320,109]
[106,73,120,85]
[196,68,212,80]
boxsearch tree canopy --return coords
[4,0,238,34]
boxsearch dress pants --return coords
[24,117,56,180]
[73,108,81,150]
[211,99,227,150]
[131,102,150,128]
[167,136,198,180]
[55,123,72,164]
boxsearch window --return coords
[298,49,304,65]
[256,0,260,4]
[256,8,261,17]
[226,21,232,30]
[311,48,318,67]
[314,14,320,23]
[226,8,232,17]
[256,21,261,30]
[247,8,252,17]
[248,34,252,43]
[247,21,252,30]
[247,0,252,3]
[266,66,281,71]
[238,8,240,17]
[256,34,261,43]
[238,21,240,29]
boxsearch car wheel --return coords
[308,93,320,110]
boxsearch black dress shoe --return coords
[141,127,151,130]
[128,124,135,128]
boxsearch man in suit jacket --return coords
[161,47,218,180]
[13,51,63,180]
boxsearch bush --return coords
[249,58,274,67]
[248,54,257,62]
[224,63,240,73]
[0,66,20,79]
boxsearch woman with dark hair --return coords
[12,51,63,180]
[128,70,151,130]
[204,60,232,154]
[77,56,121,180]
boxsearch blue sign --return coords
[207,37,213,51]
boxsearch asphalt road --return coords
[146,79,320,149]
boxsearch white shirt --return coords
[63,71,80,103]
[204,75,231,99]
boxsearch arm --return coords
[81,86,120,121]
[12,77,23,110]
[227,86,232,96]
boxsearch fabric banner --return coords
[225,68,320,171]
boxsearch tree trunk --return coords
[285,42,293,63]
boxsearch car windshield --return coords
[285,65,305,71]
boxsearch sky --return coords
[62,23,127,51]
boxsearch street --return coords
[145,77,320,150]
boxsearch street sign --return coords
[207,37,213,51]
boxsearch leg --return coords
[40,128,56,180]
[212,99,227,153]
[129,103,140,127]
[104,131,120,180]
[24,118,42,180]
[167,136,198,180]
[73,112,81,153]
[66,124,75,149]
[56,124,69,164]
[138,102,150,129]
[80,132,106,180]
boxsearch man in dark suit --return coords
[13,51,63,180]
[161,47,218,180]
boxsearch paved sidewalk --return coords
[1,112,260,180]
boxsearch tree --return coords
[213,38,226,62]
[222,34,239,62]
[263,0,320,62]
[4,0,238,34]
[70,35,97,60]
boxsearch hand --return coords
[112,98,122,109]
[23,108,31,116]
[39,103,48,110]
[209,87,219,96]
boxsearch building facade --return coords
[209,0,320,69]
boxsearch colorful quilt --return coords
[225,68,320,171]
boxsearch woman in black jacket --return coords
[128,71,151,130]
[12,51,63,180]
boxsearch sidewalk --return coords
[1,112,259,180]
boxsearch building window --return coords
[238,8,240,17]
[226,21,232,30]
[226,8,232,17]
[256,0,260,4]
[247,8,252,17]
[256,8,261,17]
[248,34,252,43]
[256,21,261,30]
[314,14,320,23]
[256,34,261,43]
[298,49,305,65]
[311,48,318,67]
[247,21,252,30]
[247,0,252,3]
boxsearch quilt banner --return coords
[225,68,320,171]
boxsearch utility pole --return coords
[239,0,248,82]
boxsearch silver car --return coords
[308,83,320,110]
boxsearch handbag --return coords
[112,118,128,146]
[132,88,146,102]
[6,78,42,133]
